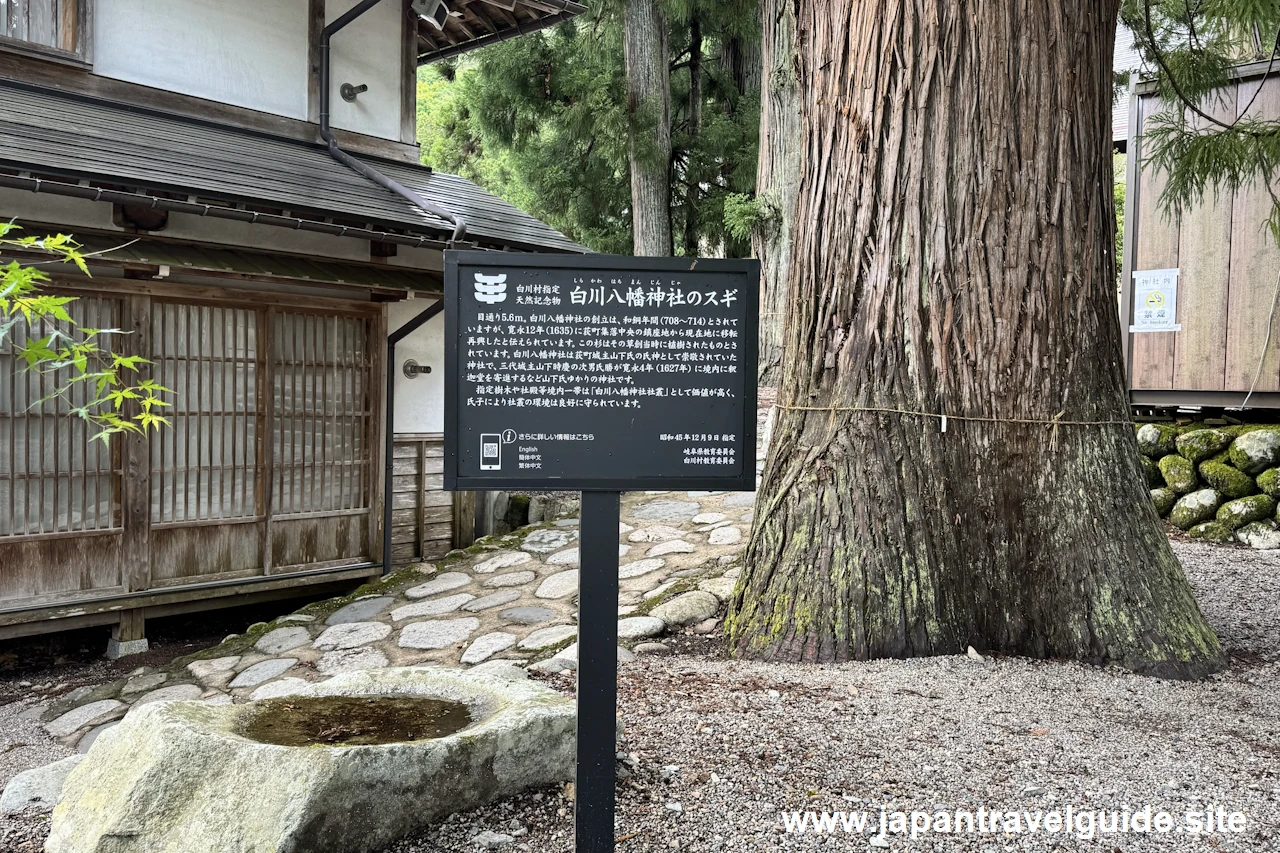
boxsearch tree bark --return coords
[623,0,673,256]
[722,33,763,111]
[753,0,801,386]
[682,15,703,257]
[726,2,1224,679]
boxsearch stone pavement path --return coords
[32,421,772,751]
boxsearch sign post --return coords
[443,251,759,851]
[575,490,621,850]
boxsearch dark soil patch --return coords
[0,595,334,705]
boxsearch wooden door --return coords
[147,301,381,585]
[148,301,266,586]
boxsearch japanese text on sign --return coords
[1130,269,1181,333]
[445,254,759,489]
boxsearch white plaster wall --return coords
[93,0,311,120]
[388,298,445,434]
[326,0,405,142]
[91,0,405,141]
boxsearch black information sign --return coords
[443,251,760,492]
[443,250,758,852]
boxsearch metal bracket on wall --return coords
[403,359,431,379]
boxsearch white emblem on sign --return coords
[474,273,508,305]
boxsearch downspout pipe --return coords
[320,0,467,243]
[384,298,445,574]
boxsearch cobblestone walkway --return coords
[33,429,771,750]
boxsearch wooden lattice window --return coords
[0,0,91,62]
[150,303,262,524]
[0,296,119,537]
[272,312,372,515]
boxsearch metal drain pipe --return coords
[383,298,445,574]
[319,0,467,243]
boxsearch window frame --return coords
[0,0,93,68]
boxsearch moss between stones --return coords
[1188,521,1235,544]
[1198,461,1258,500]
[1140,455,1163,489]
[1151,488,1177,517]
[42,678,130,723]
[631,575,704,617]
[1176,429,1233,463]
[1217,494,1277,530]
[1158,454,1198,494]
[1226,423,1280,437]
[1259,468,1280,499]
[1204,447,1233,466]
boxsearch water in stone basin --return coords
[238,695,472,747]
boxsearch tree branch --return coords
[1141,0,1233,130]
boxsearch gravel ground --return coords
[3,541,1277,853]
[381,541,1280,853]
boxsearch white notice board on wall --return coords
[1130,268,1182,332]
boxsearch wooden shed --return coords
[1122,60,1280,410]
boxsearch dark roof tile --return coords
[0,80,586,254]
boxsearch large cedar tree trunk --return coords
[726,2,1224,679]
[753,0,801,386]
[623,0,673,256]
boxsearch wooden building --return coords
[1122,59,1280,410]
[0,0,586,650]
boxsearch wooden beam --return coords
[446,11,479,41]
[45,275,386,316]
[416,19,441,51]
[516,0,579,15]
[307,0,325,125]
[478,2,520,28]
[466,2,503,34]
[0,565,380,635]
[401,0,418,145]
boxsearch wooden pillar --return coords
[260,308,276,574]
[108,608,147,659]
[113,295,152,660]
[370,309,387,566]
[452,490,477,550]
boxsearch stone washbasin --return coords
[46,667,577,853]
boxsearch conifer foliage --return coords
[416,1,759,256]
[1123,0,1280,236]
